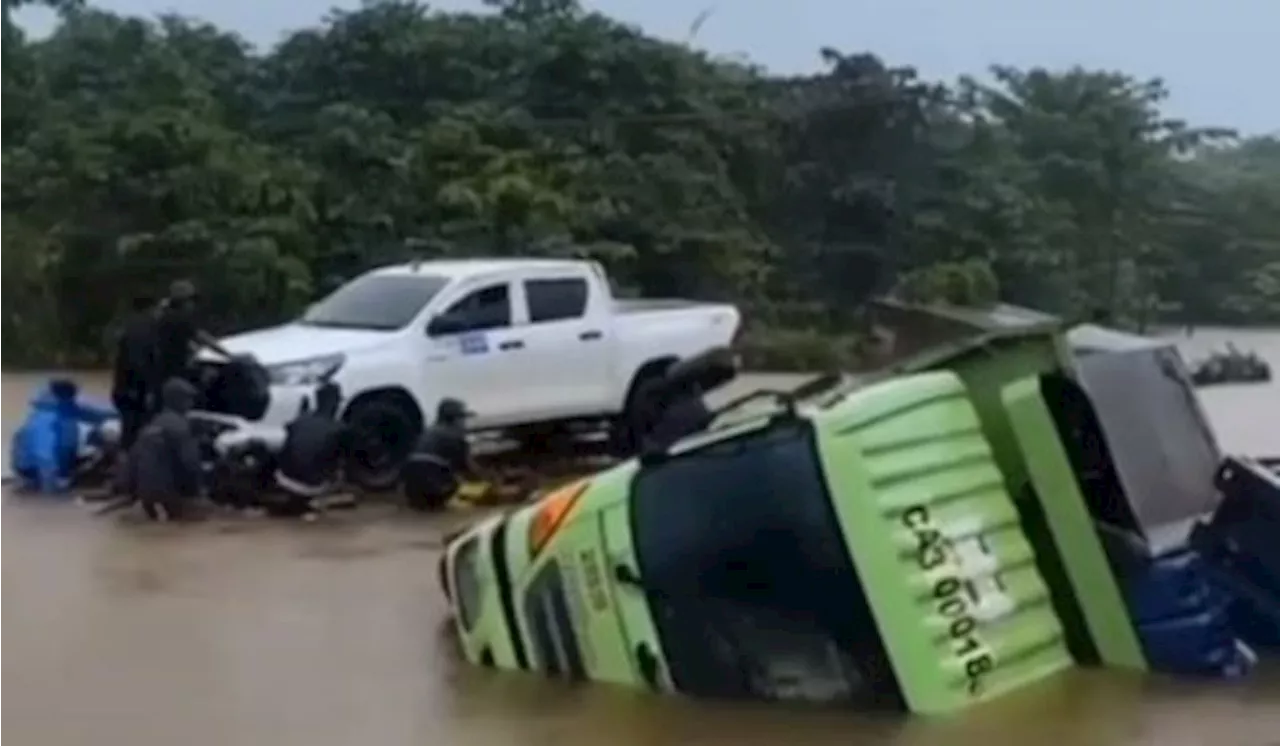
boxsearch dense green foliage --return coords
[4,0,1279,367]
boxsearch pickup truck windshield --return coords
[629,422,885,703]
[300,274,450,330]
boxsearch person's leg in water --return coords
[268,471,327,520]
[266,381,353,520]
[129,378,205,522]
[14,466,44,493]
[113,390,149,452]
[402,453,459,512]
[141,495,176,522]
[209,438,276,512]
[141,498,162,521]
[113,294,161,449]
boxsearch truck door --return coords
[519,275,614,419]
[425,281,522,424]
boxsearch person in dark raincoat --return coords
[112,295,160,449]
[270,382,355,518]
[402,398,485,511]
[153,279,233,388]
[9,379,117,495]
[124,377,204,521]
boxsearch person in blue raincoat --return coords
[9,379,117,494]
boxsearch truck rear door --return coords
[516,269,614,419]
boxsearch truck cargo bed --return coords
[613,299,712,314]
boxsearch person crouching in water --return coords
[124,378,204,521]
[269,382,353,519]
[10,379,116,495]
[402,398,489,511]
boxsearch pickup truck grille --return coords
[188,359,271,421]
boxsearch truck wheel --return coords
[610,371,667,458]
[663,347,739,396]
[344,398,417,492]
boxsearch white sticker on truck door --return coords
[460,332,489,356]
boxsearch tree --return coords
[3,0,1277,368]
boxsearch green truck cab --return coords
[442,324,1222,714]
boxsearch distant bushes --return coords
[736,327,873,372]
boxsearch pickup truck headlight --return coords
[266,353,345,386]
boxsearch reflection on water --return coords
[4,327,1279,746]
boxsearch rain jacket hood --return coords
[160,377,198,414]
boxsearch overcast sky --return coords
[16,0,1279,134]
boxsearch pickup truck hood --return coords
[209,324,394,366]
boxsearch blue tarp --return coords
[8,382,116,494]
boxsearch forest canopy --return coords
[4,0,1279,367]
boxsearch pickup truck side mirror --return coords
[427,312,469,337]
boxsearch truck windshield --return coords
[300,274,450,330]
[628,421,894,705]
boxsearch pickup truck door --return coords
[517,274,614,419]
[424,280,525,425]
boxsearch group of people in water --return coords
[10,277,735,521]
[11,277,497,521]
[12,280,335,520]
[10,280,219,501]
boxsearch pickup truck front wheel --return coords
[344,398,419,492]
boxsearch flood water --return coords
[4,327,1279,746]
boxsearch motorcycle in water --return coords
[90,355,323,513]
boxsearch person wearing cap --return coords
[402,398,486,511]
[10,378,116,495]
[268,382,356,518]
[153,279,234,389]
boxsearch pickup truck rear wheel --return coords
[610,371,667,458]
[664,347,739,395]
[344,398,418,492]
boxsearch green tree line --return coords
[4,0,1279,367]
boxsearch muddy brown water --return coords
[5,328,1279,746]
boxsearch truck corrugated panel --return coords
[813,371,1074,716]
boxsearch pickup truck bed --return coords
[614,298,718,314]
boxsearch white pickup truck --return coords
[205,258,740,475]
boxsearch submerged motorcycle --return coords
[84,355,366,509]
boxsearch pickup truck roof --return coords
[372,258,598,281]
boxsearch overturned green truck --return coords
[439,324,1273,716]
